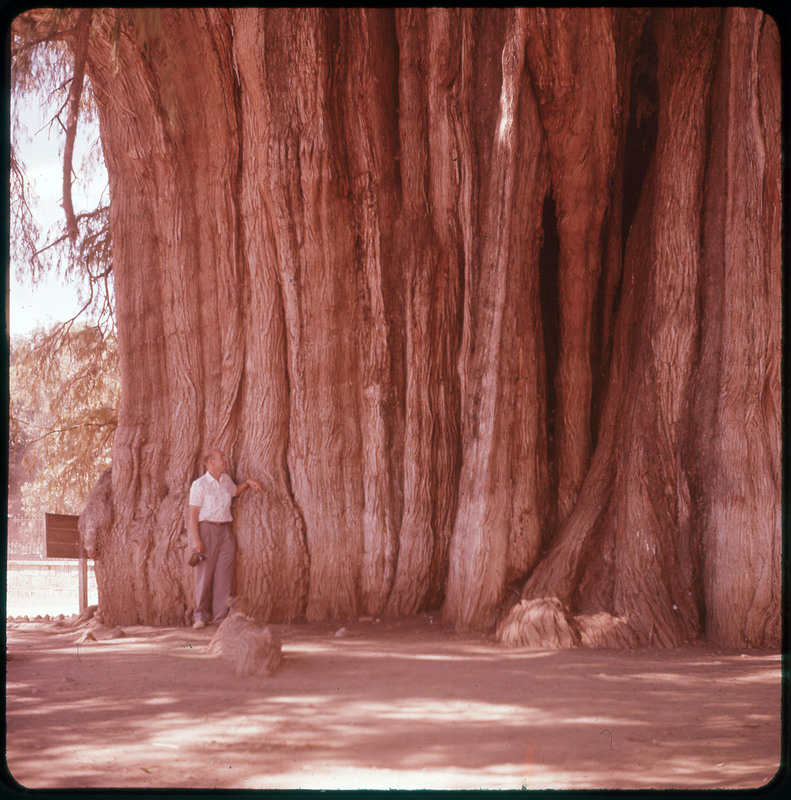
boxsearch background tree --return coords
[10,6,111,306]
[10,7,780,648]
[9,323,119,518]
[9,14,114,556]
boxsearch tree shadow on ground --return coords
[5,619,782,790]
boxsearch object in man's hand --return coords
[188,551,206,567]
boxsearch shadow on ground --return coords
[5,616,782,790]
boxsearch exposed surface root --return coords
[497,598,638,649]
[74,605,99,625]
[496,597,579,648]
[208,597,283,676]
[574,611,638,648]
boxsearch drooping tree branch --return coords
[34,206,110,258]
[62,8,92,243]
[11,417,117,446]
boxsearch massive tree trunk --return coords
[692,8,782,648]
[441,9,550,631]
[43,7,778,648]
[499,8,721,647]
[497,8,781,649]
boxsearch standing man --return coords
[188,447,262,629]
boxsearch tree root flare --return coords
[208,596,283,677]
[496,597,638,649]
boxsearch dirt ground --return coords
[5,613,783,791]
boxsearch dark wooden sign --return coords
[44,513,89,612]
[45,513,81,559]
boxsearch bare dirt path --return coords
[5,615,782,791]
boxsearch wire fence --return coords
[6,516,98,617]
[7,516,47,561]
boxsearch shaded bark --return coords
[78,467,112,559]
[499,8,721,647]
[242,9,369,621]
[691,8,782,648]
[385,7,465,615]
[523,8,618,525]
[498,8,780,649]
[38,7,779,647]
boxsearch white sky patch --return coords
[9,90,107,339]
[11,274,83,338]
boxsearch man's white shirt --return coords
[189,471,237,523]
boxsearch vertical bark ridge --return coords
[444,8,547,631]
[592,9,649,444]
[499,8,723,647]
[386,8,442,614]
[255,9,370,621]
[501,66,551,587]
[337,9,401,614]
[85,12,189,624]
[148,11,246,624]
[524,8,619,526]
[226,9,310,622]
[386,8,466,615]
[694,8,781,648]
[602,8,720,646]
[202,8,247,455]
[421,9,467,609]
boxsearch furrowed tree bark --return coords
[48,7,779,647]
[498,7,780,649]
[523,8,618,526]
[499,7,719,646]
[443,8,549,631]
[593,9,650,434]
[85,10,249,624]
[253,10,365,621]
[385,7,467,615]
[338,10,403,614]
[692,8,781,648]
[229,9,312,621]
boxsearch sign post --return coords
[44,513,87,612]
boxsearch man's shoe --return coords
[193,620,206,630]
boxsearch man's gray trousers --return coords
[193,521,236,624]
